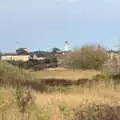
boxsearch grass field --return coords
[1,62,120,120]
[32,68,99,80]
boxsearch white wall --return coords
[1,55,30,62]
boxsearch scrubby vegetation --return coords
[74,103,120,120]
[63,45,107,70]
[0,61,32,81]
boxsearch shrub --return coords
[63,45,107,70]
[93,73,109,81]
[102,56,120,76]
[15,85,33,113]
[74,103,120,120]
[0,61,32,82]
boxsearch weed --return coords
[15,85,33,114]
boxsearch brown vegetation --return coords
[0,58,120,120]
[63,45,107,70]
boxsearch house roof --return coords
[107,50,120,54]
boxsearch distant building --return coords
[108,50,120,60]
[1,48,30,62]
[64,40,69,51]
[31,54,46,61]
[1,54,30,62]
[16,48,29,55]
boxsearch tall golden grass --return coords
[0,80,120,120]
[0,62,120,120]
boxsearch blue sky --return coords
[0,0,120,52]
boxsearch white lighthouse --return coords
[64,40,69,51]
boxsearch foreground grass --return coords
[1,62,120,119]
[23,84,120,120]
[0,85,120,120]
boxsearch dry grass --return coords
[34,88,120,107]
[32,69,99,80]
[1,62,120,119]
[0,84,120,120]
[32,85,120,120]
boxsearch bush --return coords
[63,45,107,70]
[15,85,33,113]
[0,61,32,81]
[102,56,120,76]
[74,103,120,120]
[93,73,109,81]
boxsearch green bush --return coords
[63,45,107,70]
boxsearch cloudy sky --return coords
[0,0,120,52]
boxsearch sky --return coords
[0,0,120,52]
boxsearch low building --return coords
[1,54,30,62]
[31,54,46,61]
[16,48,29,55]
[0,47,30,62]
[108,50,120,61]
